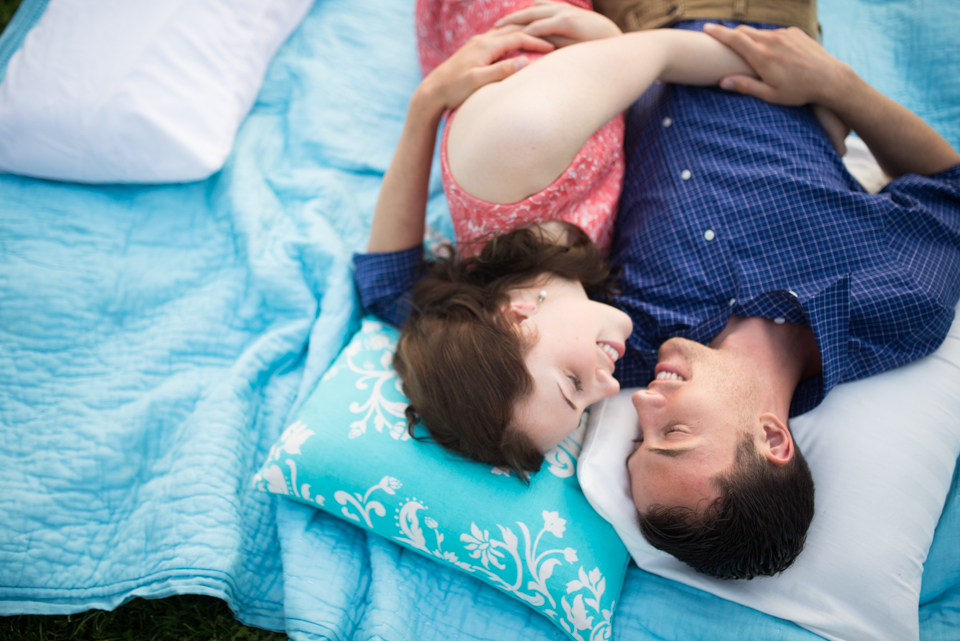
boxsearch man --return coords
[614,22,960,579]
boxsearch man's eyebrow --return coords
[626,444,695,467]
[646,446,695,458]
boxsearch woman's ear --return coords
[503,301,537,325]
[759,412,795,466]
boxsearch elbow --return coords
[446,98,569,204]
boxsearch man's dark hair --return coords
[637,431,815,580]
[395,223,617,481]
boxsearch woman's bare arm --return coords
[366,93,443,253]
[367,28,554,253]
[447,28,754,205]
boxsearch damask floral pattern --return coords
[254,319,628,641]
[253,420,325,508]
[322,320,409,440]
[359,476,614,640]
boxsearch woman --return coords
[355,1,841,477]
[418,0,626,257]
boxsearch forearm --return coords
[701,24,960,177]
[818,67,959,177]
[523,30,748,122]
[447,30,751,203]
[506,29,750,123]
[367,89,442,253]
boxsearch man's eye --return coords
[568,374,583,393]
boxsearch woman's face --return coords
[510,276,633,451]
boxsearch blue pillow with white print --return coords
[254,317,630,641]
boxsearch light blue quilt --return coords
[1,0,958,639]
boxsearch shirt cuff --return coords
[353,245,424,327]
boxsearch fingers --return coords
[513,31,557,53]
[495,3,560,28]
[472,56,529,88]
[520,16,564,38]
[703,23,765,68]
[484,28,555,58]
[718,74,777,102]
[812,105,850,156]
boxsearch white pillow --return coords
[842,135,893,194]
[579,300,960,641]
[0,0,313,183]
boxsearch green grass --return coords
[0,3,290,640]
[0,595,289,641]
[1,0,22,33]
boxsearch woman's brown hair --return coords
[394,223,617,480]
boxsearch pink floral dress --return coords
[416,0,625,257]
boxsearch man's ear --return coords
[759,412,794,466]
[503,301,537,326]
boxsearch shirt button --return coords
[789,290,799,298]
[774,317,786,325]
[704,229,715,241]
[681,169,692,180]
[729,298,736,306]
[662,117,673,128]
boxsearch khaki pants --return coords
[593,0,819,40]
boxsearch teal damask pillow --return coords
[253,317,630,641]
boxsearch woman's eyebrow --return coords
[556,382,576,411]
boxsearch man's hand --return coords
[703,24,851,108]
[418,25,554,113]
[494,0,621,49]
[704,22,959,177]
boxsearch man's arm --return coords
[367,27,553,253]
[704,24,960,178]
[447,26,755,205]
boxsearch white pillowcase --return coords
[579,301,960,641]
[0,0,313,183]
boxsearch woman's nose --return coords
[594,366,620,399]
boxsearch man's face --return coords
[627,337,760,514]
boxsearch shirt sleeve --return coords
[880,163,960,233]
[879,163,960,303]
[353,245,425,327]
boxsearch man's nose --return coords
[631,387,666,416]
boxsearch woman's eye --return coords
[568,374,583,393]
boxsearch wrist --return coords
[816,60,860,114]
[409,83,447,124]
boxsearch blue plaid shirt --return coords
[356,23,960,416]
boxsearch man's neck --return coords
[709,316,823,416]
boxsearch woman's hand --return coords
[494,0,621,48]
[418,25,555,113]
[369,26,552,253]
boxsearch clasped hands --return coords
[417,1,619,112]
[420,3,849,150]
